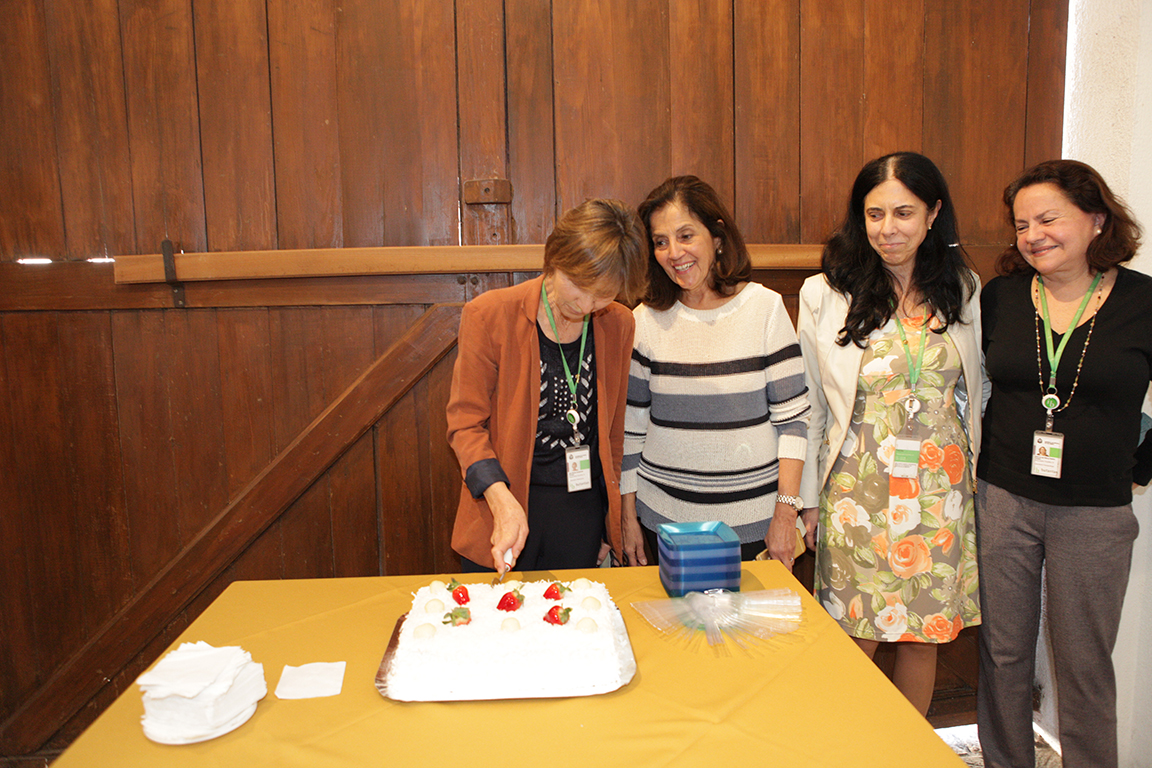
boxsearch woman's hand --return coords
[801,507,819,551]
[620,493,647,566]
[483,482,529,574]
[767,505,800,570]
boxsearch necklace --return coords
[1034,273,1103,430]
[540,281,588,436]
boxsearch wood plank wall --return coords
[0,0,1066,760]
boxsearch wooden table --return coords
[53,562,962,767]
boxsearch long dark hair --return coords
[637,176,751,311]
[997,159,1143,276]
[822,152,977,347]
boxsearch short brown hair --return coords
[637,176,751,311]
[543,198,649,305]
[997,159,1143,275]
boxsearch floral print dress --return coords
[816,314,980,643]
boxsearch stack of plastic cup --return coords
[657,521,741,597]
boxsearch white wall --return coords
[1057,0,1152,764]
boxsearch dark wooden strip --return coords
[379,386,434,575]
[862,0,924,158]
[267,0,343,250]
[164,311,229,539]
[925,0,1029,243]
[377,0,459,246]
[552,0,669,210]
[735,0,801,243]
[55,313,133,639]
[335,0,388,247]
[457,0,511,247]
[669,1,733,199]
[0,303,463,754]
[192,0,277,251]
[0,316,46,714]
[0,0,66,261]
[330,434,380,577]
[111,311,181,581]
[505,0,557,243]
[1023,0,1069,168]
[43,0,135,260]
[799,0,865,242]
[118,0,207,254]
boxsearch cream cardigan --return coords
[797,273,985,506]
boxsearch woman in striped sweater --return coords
[620,176,810,570]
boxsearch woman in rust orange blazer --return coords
[446,199,649,574]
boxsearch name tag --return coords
[890,437,922,479]
[1031,431,1064,479]
[565,445,592,492]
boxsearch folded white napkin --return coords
[137,641,266,745]
[274,661,347,699]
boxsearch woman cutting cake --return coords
[446,199,648,574]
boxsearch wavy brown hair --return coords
[997,159,1143,276]
[636,176,751,311]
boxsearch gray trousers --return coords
[976,480,1139,768]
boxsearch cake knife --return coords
[491,549,515,586]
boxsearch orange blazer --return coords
[446,275,635,567]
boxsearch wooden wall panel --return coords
[377,1,459,246]
[457,0,511,246]
[799,0,865,243]
[268,0,343,250]
[553,0,670,212]
[1024,0,1068,169]
[119,0,208,254]
[862,0,924,159]
[112,312,182,580]
[735,0,801,243]
[506,0,557,243]
[336,0,391,247]
[192,0,277,252]
[0,0,66,262]
[669,1,734,203]
[924,0,1030,244]
[44,0,136,261]
[164,311,228,538]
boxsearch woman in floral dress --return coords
[798,152,982,715]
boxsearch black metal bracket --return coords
[161,239,187,308]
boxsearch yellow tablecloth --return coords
[54,562,962,767]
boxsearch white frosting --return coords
[385,579,634,701]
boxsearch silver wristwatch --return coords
[776,494,804,511]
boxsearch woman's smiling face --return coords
[648,201,721,302]
[1012,182,1103,282]
[863,178,940,281]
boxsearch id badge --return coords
[565,445,592,492]
[1031,431,1064,479]
[890,437,922,480]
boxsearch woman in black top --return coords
[977,160,1150,768]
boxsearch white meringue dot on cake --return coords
[500,617,520,632]
[581,596,602,611]
[428,580,448,593]
[571,578,593,590]
[577,617,598,633]
[413,623,437,639]
[423,598,445,614]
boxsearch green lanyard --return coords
[893,310,930,393]
[540,281,589,426]
[1037,271,1102,391]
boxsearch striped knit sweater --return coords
[621,283,810,543]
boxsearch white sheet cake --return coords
[383,577,635,701]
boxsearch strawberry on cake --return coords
[379,578,635,701]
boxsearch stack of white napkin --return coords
[136,641,267,744]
